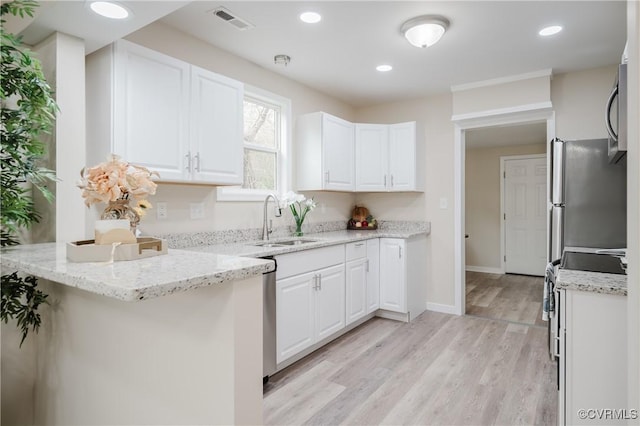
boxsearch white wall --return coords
[122,22,357,235]
[626,0,640,415]
[551,65,617,140]
[354,93,455,307]
[1,32,87,426]
[465,143,546,270]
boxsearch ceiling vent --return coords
[211,7,254,31]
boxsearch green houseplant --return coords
[1,0,57,346]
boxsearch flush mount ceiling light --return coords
[300,11,322,24]
[401,15,449,48]
[539,25,563,36]
[274,54,291,66]
[376,64,393,72]
[89,1,130,19]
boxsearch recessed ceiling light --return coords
[89,1,130,19]
[376,65,393,72]
[539,25,562,36]
[300,12,322,24]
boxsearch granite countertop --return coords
[0,221,430,303]
[183,227,430,258]
[0,243,274,302]
[556,269,627,296]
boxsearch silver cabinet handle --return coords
[366,259,370,272]
[194,152,201,172]
[185,151,192,172]
[325,171,330,183]
[313,274,318,291]
[318,274,322,291]
[399,247,402,259]
[384,175,387,187]
[355,243,365,247]
[391,175,394,187]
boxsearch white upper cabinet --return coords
[388,122,417,191]
[355,124,388,191]
[190,66,243,184]
[87,40,243,185]
[355,121,418,192]
[297,112,421,192]
[296,112,355,191]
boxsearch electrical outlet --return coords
[156,202,168,219]
[190,202,205,219]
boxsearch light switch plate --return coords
[190,202,205,219]
[439,197,448,209]
[156,202,168,219]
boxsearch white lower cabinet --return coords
[345,242,368,325]
[379,236,427,320]
[379,238,406,312]
[366,239,380,313]
[559,288,627,425]
[276,246,345,364]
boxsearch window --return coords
[217,86,290,201]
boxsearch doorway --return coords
[452,106,555,316]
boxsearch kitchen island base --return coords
[25,275,262,425]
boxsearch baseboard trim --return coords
[426,302,458,315]
[466,265,504,274]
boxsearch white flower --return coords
[281,191,306,207]
[305,198,317,210]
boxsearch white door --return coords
[115,41,190,181]
[322,114,355,191]
[315,264,345,341]
[355,124,388,191]
[345,259,367,325]
[190,66,243,184]
[366,239,380,313]
[504,156,547,276]
[388,122,416,191]
[379,238,406,313]
[276,272,315,363]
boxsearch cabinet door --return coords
[276,272,315,363]
[379,238,406,313]
[355,124,388,191]
[345,259,368,325]
[366,239,380,313]
[388,122,416,191]
[322,114,355,191]
[114,41,190,181]
[315,264,346,341]
[190,66,243,184]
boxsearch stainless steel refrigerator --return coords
[549,137,627,262]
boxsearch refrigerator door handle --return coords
[551,138,565,205]
[605,83,619,142]
[551,206,564,261]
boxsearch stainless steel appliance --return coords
[549,138,627,262]
[605,63,628,163]
[547,137,627,360]
[262,257,277,383]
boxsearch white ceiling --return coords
[18,1,626,108]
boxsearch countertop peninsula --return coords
[556,269,627,296]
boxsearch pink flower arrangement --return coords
[77,154,159,209]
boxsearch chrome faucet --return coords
[262,194,282,240]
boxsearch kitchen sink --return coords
[252,239,318,247]
[560,251,626,275]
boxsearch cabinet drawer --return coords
[346,241,367,261]
[276,245,345,279]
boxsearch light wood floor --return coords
[466,271,546,327]
[264,311,557,425]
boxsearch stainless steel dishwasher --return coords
[262,257,277,383]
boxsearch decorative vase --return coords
[101,198,140,234]
[294,220,304,237]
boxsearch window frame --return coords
[217,85,291,202]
